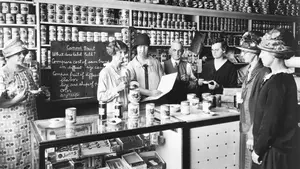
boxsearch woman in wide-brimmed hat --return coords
[237,31,271,169]
[0,38,39,168]
[251,28,298,169]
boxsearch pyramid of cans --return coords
[40,3,129,25]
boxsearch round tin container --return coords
[73,14,81,24]
[181,101,190,115]
[48,13,56,23]
[56,13,65,23]
[6,13,15,24]
[128,103,140,119]
[98,101,107,120]
[16,14,25,24]
[65,107,77,124]
[146,103,155,119]
[65,123,76,138]
[88,15,96,25]
[65,13,73,23]
[78,31,86,42]
[65,5,72,14]
[0,13,5,24]
[27,14,36,24]
[160,104,170,118]
[1,3,10,14]
[10,3,19,14]
[96,15,103,25]
[73,5,80,15]
[56,4,65,14]
[47,4,56,13]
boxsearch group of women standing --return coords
[238,29,298,169]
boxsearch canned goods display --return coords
[146,103,155,119]
[114,102,123,118]
[160,104,170,118]
[181,101,190,115]
[98,101,107,120]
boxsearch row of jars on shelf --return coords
[0,27,35,48]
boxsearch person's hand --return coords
[208,80,219,90]
[246,139,253,150]
[252,151,262,165]
[180,74,189,82]
[198,78,204,86]
[13,89,28,103]
[116,82,126,92]
[151,90,162,97]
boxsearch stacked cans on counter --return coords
[136,29,194,46]
[199,16,248,32]
[40,3,129,25]
[0,2,35,24]
[132,10,197,30]
[0,27,35,48]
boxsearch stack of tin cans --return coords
[0,2,34,25]
[40,3,128,25]
[204,32,240,47]
[199,16,248,32]
[132,10,196,30]
[0,27,35,48]
[252,20,293,33]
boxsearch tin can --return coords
[48,13,56,23]
[65,13,73,23]
[100,32,108,42]
[56,13,64,23]
[114,32,122,41]
[98,101,107,120]
[81,14,88,24]
[0,13,5,24]
[180,101,190,115]
[190,97,199,109]
[10,3,19,14]
[16,14,25,24]
[56,4,65,14]
[26,14,35,24]
[6,14,15,24]
[65,123,76,138]
[88,7,96,16]
[56,26,63,34]
[73,5,80,14]
[78,31,86,42]
[114,102,123,119]
[146,103,155,119]
[96,7,103,15]
[128,103,139,119]
[86,31,94,42]
[93,32,100,42]
[72,14,80,24]
[150,132,159,145]
[88,15,96,25]
[47,4,56,13]
[65,5,72,14]
[202,100,211,112]
[20,4,29,15]
[96,14,103,25]
[160,104,170,118]
[127,118,139,129]
[65,107,77,124]
[11,28,19,39]
[2,3,10,13]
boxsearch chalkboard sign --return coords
[50,41,110,101]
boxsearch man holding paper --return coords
[127,33,164,98]
[163,41,201,103]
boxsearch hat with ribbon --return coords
[2,38,28,58]
[236,31,263,53]
[258,28,295,56]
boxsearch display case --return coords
[30,111,185,169]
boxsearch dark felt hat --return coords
[236,31,263,54]
[135,33,150,47]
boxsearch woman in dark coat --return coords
[237,31,270,169]
[251,28,298,169]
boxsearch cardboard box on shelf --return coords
[139,151,166,169]
[122,152,147,169]
[80,140,112,156]
[116,135,144,150]
[106,158,129,169]
[55,144,80,162]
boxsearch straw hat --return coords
[258,28,295,56]
[236,31,263,53]
[2,38,28,58]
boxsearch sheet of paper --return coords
[141,72,177,102]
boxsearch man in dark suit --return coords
[163,41,200,103]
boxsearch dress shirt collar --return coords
[171,58,180,67]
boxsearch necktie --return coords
[143,64,149,89]
[175,62,180,80]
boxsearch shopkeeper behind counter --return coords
[199,38,238,94]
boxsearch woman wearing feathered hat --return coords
[0,38,38,168]
[236,31,271,169]
[251,28,298,169]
